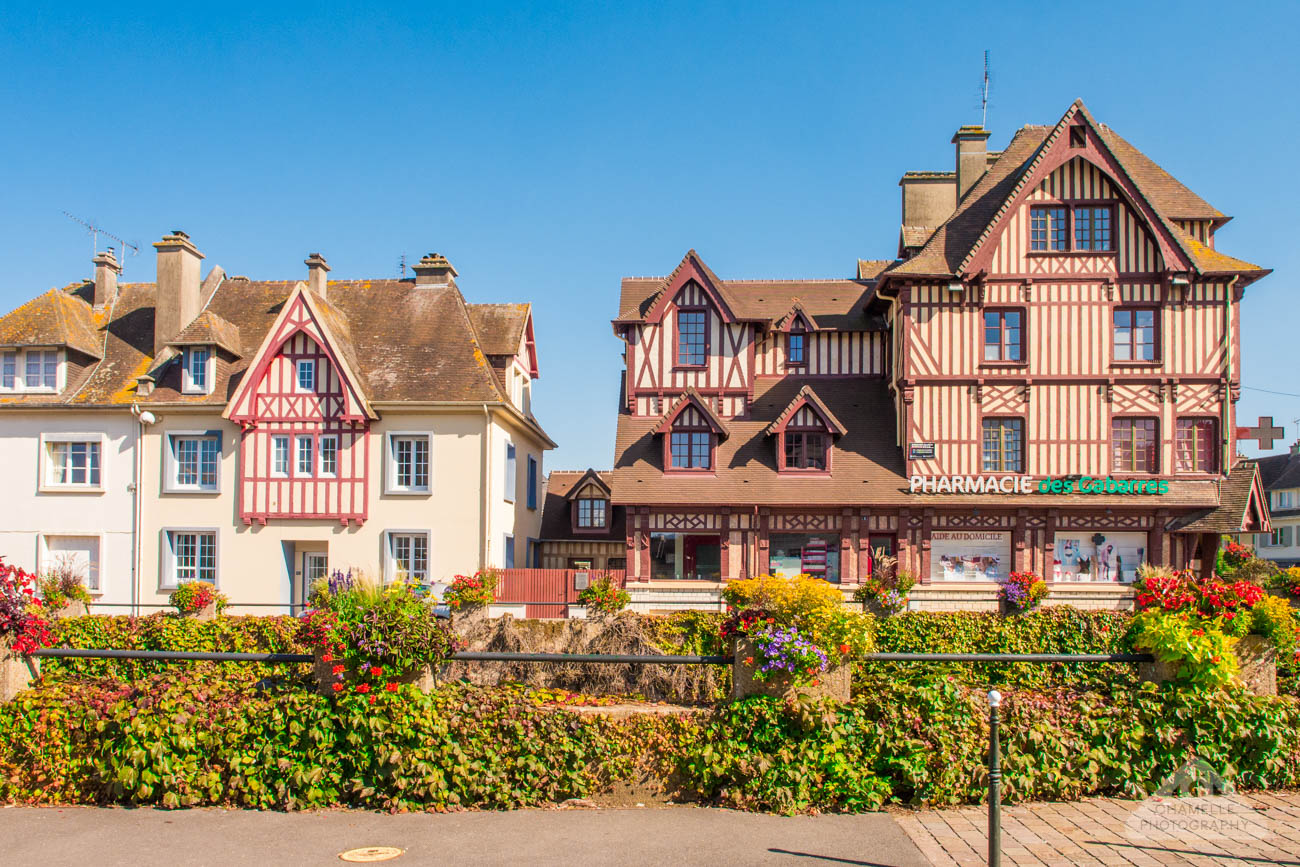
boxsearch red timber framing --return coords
[224,286,376,525]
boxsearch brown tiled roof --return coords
[900,226,936,249]
[539,470,627,541]
[467,303,529,357]
[0,287,104,358]
[168,309,242,356]
[653,388,731,438]
[763,384,848,437]
[619,252,885,332]
[1165,462,1270,534]
[613,377,908,507]
[883,100,1265,282]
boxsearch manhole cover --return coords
[339,846,404,863]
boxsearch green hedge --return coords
[3,672,1298,813]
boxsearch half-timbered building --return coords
[611,99,1272,610]
[537,469,626,571]
[0,235,554,610]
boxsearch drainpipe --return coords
[1223,275,1238,476]
[481,403,493,570]
[129,404,148,616]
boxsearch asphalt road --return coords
[0,804,929,866]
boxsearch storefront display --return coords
[769,533,841,583]
[930,531,1010,582]
[1053,531,1146,583]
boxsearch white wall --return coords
[0,410,137,607]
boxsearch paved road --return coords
[0,804,929,866]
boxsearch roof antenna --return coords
[62,211,140,274]
[398,253,407,278]
[981,50,991,129]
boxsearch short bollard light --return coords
[987,689,1002,867]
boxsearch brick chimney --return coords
[412,253,457,288]
[305,253,331,300]
[92,248,121,309]
[153,230,204,356]
[953,125,991,200]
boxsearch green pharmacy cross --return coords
[1236,416,1285,450]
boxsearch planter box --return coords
[731,638,850,703]
[0,639,39,703]
[1139,634,1277,696]
[46,600,90,619]
[182,602,217,622]
[311,648,435,696]
[861,599,904,617]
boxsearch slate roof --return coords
[539,470,627,542]
[1257,450,1300,491]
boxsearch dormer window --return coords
[654,393,727,474]
[182,346,213,395]
[675,309,707,367]
[784,431,828,470]
[767,386,844,475]
[1,348,60,393]
[670,429,713,470]
[576,498,607,528]
[786,328,806,368]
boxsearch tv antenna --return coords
[981,50,991,128]
[398,253,407,278]
[62,211,140,274]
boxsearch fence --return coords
[494,568,626,618]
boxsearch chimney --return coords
[92,247,121,309]
[953,125,991,200]
[412,253,457,287]
[153,230,204,357]
[899,172,958,231]
[305,253,331,300]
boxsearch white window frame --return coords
[504,440,517,503]
[385,432,432,495]
[271,435,291,478]
[384,530,430,583]
[1276,491,1294,510]
[503,533,515,569]
[0,347,63,393]
[160,528,218,590]
[319,435,339,478]
[295,434,314,477]
[295,359,316,393]
[38,432,105,493]
[181,346,214,395]
[164,431,222,493]
[37,533,104,595]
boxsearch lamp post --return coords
[988,689,1002,867]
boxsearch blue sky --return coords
[1,0,1296,467]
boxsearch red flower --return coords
[838,643,850,655]
[370,666,383,677]
[811,679,820,686]
[321,653,333,663]
[356,683,371,694]
[1212,655,1222,664]
[385,683,399,692]
[332,664,345,675]
[331,683,344,693]
[744,657,754,666]
[1192,629,1205,636]
[368,695,377,705]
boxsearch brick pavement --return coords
[893,791,1300,866]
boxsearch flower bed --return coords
[2,673,1299,814]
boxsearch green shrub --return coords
[577,576,630,615]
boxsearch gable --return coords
[985,156,1164,275]
[224,287,373,423]
[641,251,739,325]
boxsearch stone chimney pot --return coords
[953,125,991,201]
[305,252,331,300]
[413,253,458,287]
[92,247,121,309]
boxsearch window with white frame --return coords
[167,433,221,492]
[271,435,290,477]
[504,441,516,502]
[1,348,60,392]
[41,535,101,593]
[164,529,217,588]
[388,434,430,493]
[295,359,316,392]
[43,437,102,489]
[503,533,515,569]
[319,435,338,478]
[387,531,429,582]
[295,435,314,477]
[1275,491,1294,510]
[182,346,213,394]
[1267,526,1293,547]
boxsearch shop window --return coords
[931,531,1008,582]
[649,532,720,580]
[769,533,840,583]
[1053,531,1146,583]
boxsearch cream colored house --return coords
[0,235,553,612]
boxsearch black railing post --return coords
[987,689,1002,867]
